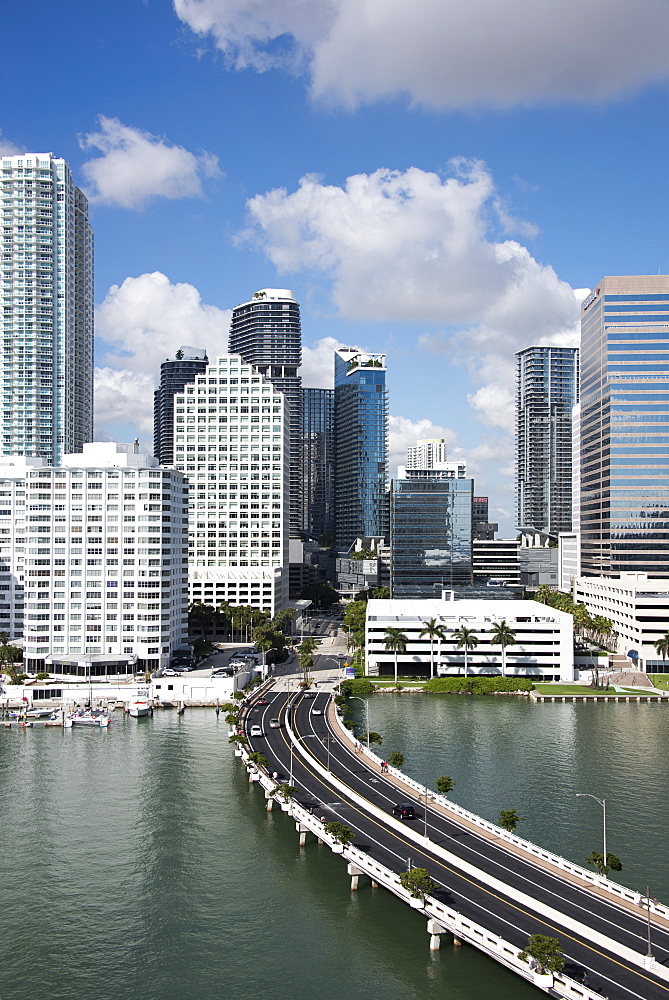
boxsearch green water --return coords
[1,696,666,999]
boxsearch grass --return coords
[534,684,623,697]
[372,679,426,688]
[649,674,669,691]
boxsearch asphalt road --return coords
[243,686,669,1000]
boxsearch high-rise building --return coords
[580,275,669,577]
[472,496,498,541]
[516,346,579,535]
[391,475,473,598]
[0,152,93,464]
[0,456,46,639]
[21,442,189,675]
[334,348,388,550]
[172,355,289,614]
[154,346,208,464]
[300,387,334,542]
[229,289,301,533]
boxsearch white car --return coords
[249,725,263,737]
[312,708,323,716]
[269,718,281,729]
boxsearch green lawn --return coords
[649,675,669,691]
[534,684,623,696]
[372,679,426,688]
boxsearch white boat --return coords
[128,697,151,718]
[64,708,110,729]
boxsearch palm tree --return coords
[419,618,447,680]
[451,626,478,678]
[490,619,516,678]
[383,627,408,683]
[654,631,669,669]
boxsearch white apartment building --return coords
[0,456,46,639]
[572,573,669,672]
[171,355,289,614]
[1,153,93,464]
[22,443,188,677]
[366,597,574,681]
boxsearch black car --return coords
[392,803,416,820]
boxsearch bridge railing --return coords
[334,706,669,921]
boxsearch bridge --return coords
[236,657,669,999]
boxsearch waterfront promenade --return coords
[240,654,669,1000]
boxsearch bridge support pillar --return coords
[265,795,273,811]
[347,863,364,890]
[295,823,309,846]
[371,880,378,889]
[452,937,462,947]
[427,918,447,951]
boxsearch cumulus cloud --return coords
[301,335,354,388]
[174,0,669,109]
[243,160,581,430]
[0,132,23,156]
[94,272,231,438]
[79,116,220,209]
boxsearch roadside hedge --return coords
[424,676,533,695]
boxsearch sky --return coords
[1,0,668,535]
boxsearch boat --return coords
[64,708,111,729]
[128,694,151,718]
[7,707,55,720]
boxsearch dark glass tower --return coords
[580,275,669,577]
[301,387,334,542]
[229,289,302,533]
[391,474,473,598]
[516,345,579,535]
[334,348,388,549]
[153,347,208,464]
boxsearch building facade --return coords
[300,387,334,541]
[171,354,289,614]
[516,346,579,535]
[0,456,46,639]
[473,496,498,541]
[22,443,188,675]
[154,347,208,465]
[472,538,520,586]
[391,476,473,598]
[229,289,302,533]
[365,597,574,680]
[1,152,93,464]
[334,348,388,549]
[580,276,669,577]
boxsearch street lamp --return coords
[576,792,607,865]
[349,695,370,748]
[289,733,317,786]
[641,887,657,961]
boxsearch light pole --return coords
[349,695,370,748]
[289,733,317,786]
[576,792,607,866]
[641,887,657,961]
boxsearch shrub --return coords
[399,867,437,899]
[324,821,355,845]
[424,676,533,695]
[436,775,455,795]
[387,751,405,769]
[340,677,375,696]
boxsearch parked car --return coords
[163,667,183,676]
[392,803,416,820]
[249,725,263,737]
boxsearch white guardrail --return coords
[332,704,669,923]
[238,739,604,1000]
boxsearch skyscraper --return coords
[334,348,388,549]
[229,289,301,533]
[300,387,334,542]
[580,275,669,577]
[154,346,208,464]
[516,345,579,534]
[0,152,93,464]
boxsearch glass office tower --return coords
[0,152,93,463]
[391,475,473,598]
[154,346,208,464]
[334,348,388,549]
[516,346,579,535]
[300,387,334,541]
[229,289,301,533]
[580,275,669,577]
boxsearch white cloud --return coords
[94,272,231,438]
[79,116,220,209]
[174,0,669,109]
[301,335,355,388]
[0,132,22,156]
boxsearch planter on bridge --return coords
[532,972,553,989]
[409,896,424,909]
[331,842,344,854]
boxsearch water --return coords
[1,697,666,1000]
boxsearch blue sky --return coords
[2,0,668,533]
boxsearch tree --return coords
[247,752,268,769]
[188,601,217,639]
[498,808,524,832]
[420,618,447,680]
[398,867,437,900]
[585,851,622,876]
[518,934,565,974]
[365,731,383,745]
[383,627,408,683]
[324,821,355,846]
[297,637,318,685]
[436,776,455,796]
[228,733,248,745]
[387,751,404,769]
[270,783,298,802]
[654,630,669,667]
[451,626,478,678]
[534,585,553,605]
[490,620,516,678]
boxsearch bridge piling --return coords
[427,918,447,950]
[348,862,365,890]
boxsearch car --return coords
[312,708,323,715]
[163,667,183,676]
[392,803,416,820]
[268,718,281,729]
[249,725,263,737]
[255,697,268,706]
[211,670,227,678]
[302,691,315,699]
